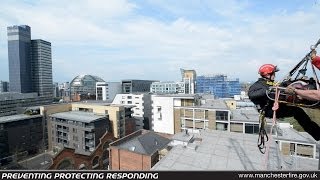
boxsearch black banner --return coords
[0,171,319,180]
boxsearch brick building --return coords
[49,132,115,170]
[109,130,171,170]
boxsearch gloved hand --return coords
[285,85,296,95]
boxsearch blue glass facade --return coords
[7,25,32,93]
[196,75,241,98]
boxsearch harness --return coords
[266,38,320,108]
[257,38,320,159]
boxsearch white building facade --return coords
[96,82,122,102]
[112,93,152,130]
[151,94,196,134]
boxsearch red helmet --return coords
[258,64,279,76]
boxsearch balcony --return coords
[57,127,69,132]
[85,140,94,147]
[85,133,94,139]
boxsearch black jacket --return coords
[248,78,273,111]
[248,78,320,140]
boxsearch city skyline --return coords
[1,0,320,83]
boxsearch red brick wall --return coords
[119,149,142,170]
[142,155,151,170]
[110,148,120,170]
[110,147,153,170]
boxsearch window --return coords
[128,101,132,104]
[128,96,132,99]
[245,124,259,134]
[216,111,228,121]
[73,136,78,141]
[73,128,77,133]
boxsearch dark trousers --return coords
[265,105,320,141]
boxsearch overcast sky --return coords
[0,0,320,83]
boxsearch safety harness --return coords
[257,38,320,158]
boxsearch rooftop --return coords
[112,131,171,156]
[152,94,197,98]
[152,130,283,170]
[276,126,317,144]
[50,111,106,123]
[0,114,42,124]
[201,99,228,109]
[0,92,38,101]
[231,109,262,123]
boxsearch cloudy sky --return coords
[0,0,320,83]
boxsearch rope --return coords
[263,86,280,170]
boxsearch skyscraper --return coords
[7,25,32,93]
[31,39,53,97]
[7,25,53,101]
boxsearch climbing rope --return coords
[263,86,280,170]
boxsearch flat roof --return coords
[152,94,196,98]
[201,99,228,109]
[0,92,38,101]
[50,111,105,123]
[174,106,229,111]
[282,155,319,170]
[73,101,112,106]
[152,130,283,170]
[0,114,42,124]
[231,109,261,123]
[276,127,316,144]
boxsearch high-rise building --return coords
[31,39,53,97]
[7,25,32,93]
[7,25,53,102]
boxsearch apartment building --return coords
[49,132,115,170]
[96,82,121,102]
[151,94,198,134]
[112,93,152,130]
[49,111,109,155]
[174,105,230,134]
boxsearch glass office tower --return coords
[31,39,53,97]
[7,25,32,93]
